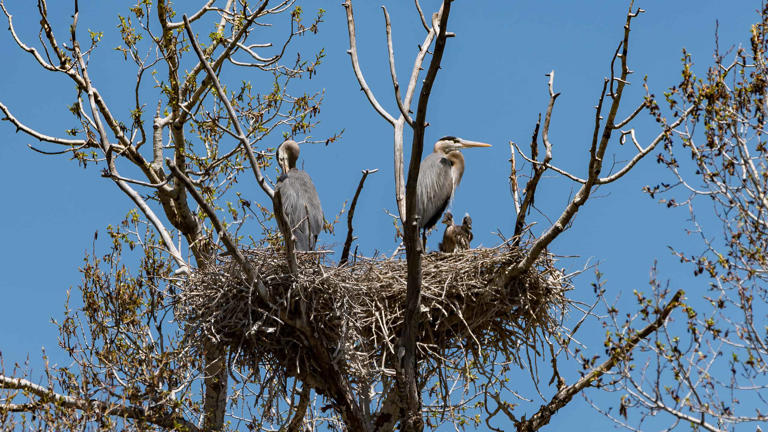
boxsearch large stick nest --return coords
[178,243,572,391]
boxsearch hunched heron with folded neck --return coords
[273,140,324,251]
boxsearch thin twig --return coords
[340,169,378,266]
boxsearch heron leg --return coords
[421,229,427,252]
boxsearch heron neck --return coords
[446,151,465,188]
[279,159,297,173]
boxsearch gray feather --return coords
[416,152,454,230]
[274,169,323,251]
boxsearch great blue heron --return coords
[416,136,491,247]
[274,140,323,251]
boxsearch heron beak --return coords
[457,139,492,149]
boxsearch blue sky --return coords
[0,0,762,429]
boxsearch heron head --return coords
[277,140,300,172]
[441,210,454,225]
[434,136,492,154]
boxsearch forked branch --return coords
[506,4,669,281]
[343,0,441,222]
[343,0,396,126]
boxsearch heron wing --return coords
[416,152,454,230]
[275,169,324,251]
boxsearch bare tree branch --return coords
[383,7,414,127]
[166,0,218,29]
[286,384,311,432]
[509,141,521,217]
[0,1,58,71]
[340,168,378,266]
[513,114,542,241]
[400,2,452,430]
[166,159,266,294]
[343,0,397,126]
[413,0,430,32]
[509,6,652,280]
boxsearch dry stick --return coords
[513,290,684,432]
[342,1,395,126]
[382,7,414,127]
[413,0,430,32]
[540,71,560,162]
[509,141,521,217]
[513,115,541,242]
[0,375,200,432]
[340,169,379,266]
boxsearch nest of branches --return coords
[178,243,572,393]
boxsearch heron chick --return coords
[274,140,324,251]
[416,136,491,248]
[456,213,473,250]
[438,211,460,252]
[439,211,473,253]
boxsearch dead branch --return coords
[340,169,378,266]
[509,5,649,280]
[400,2,453,430]
[509,141,521,217]
[513,115,542,241]
[343,0,396,126]
[166,158,262,287]
[383,7,414,127]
